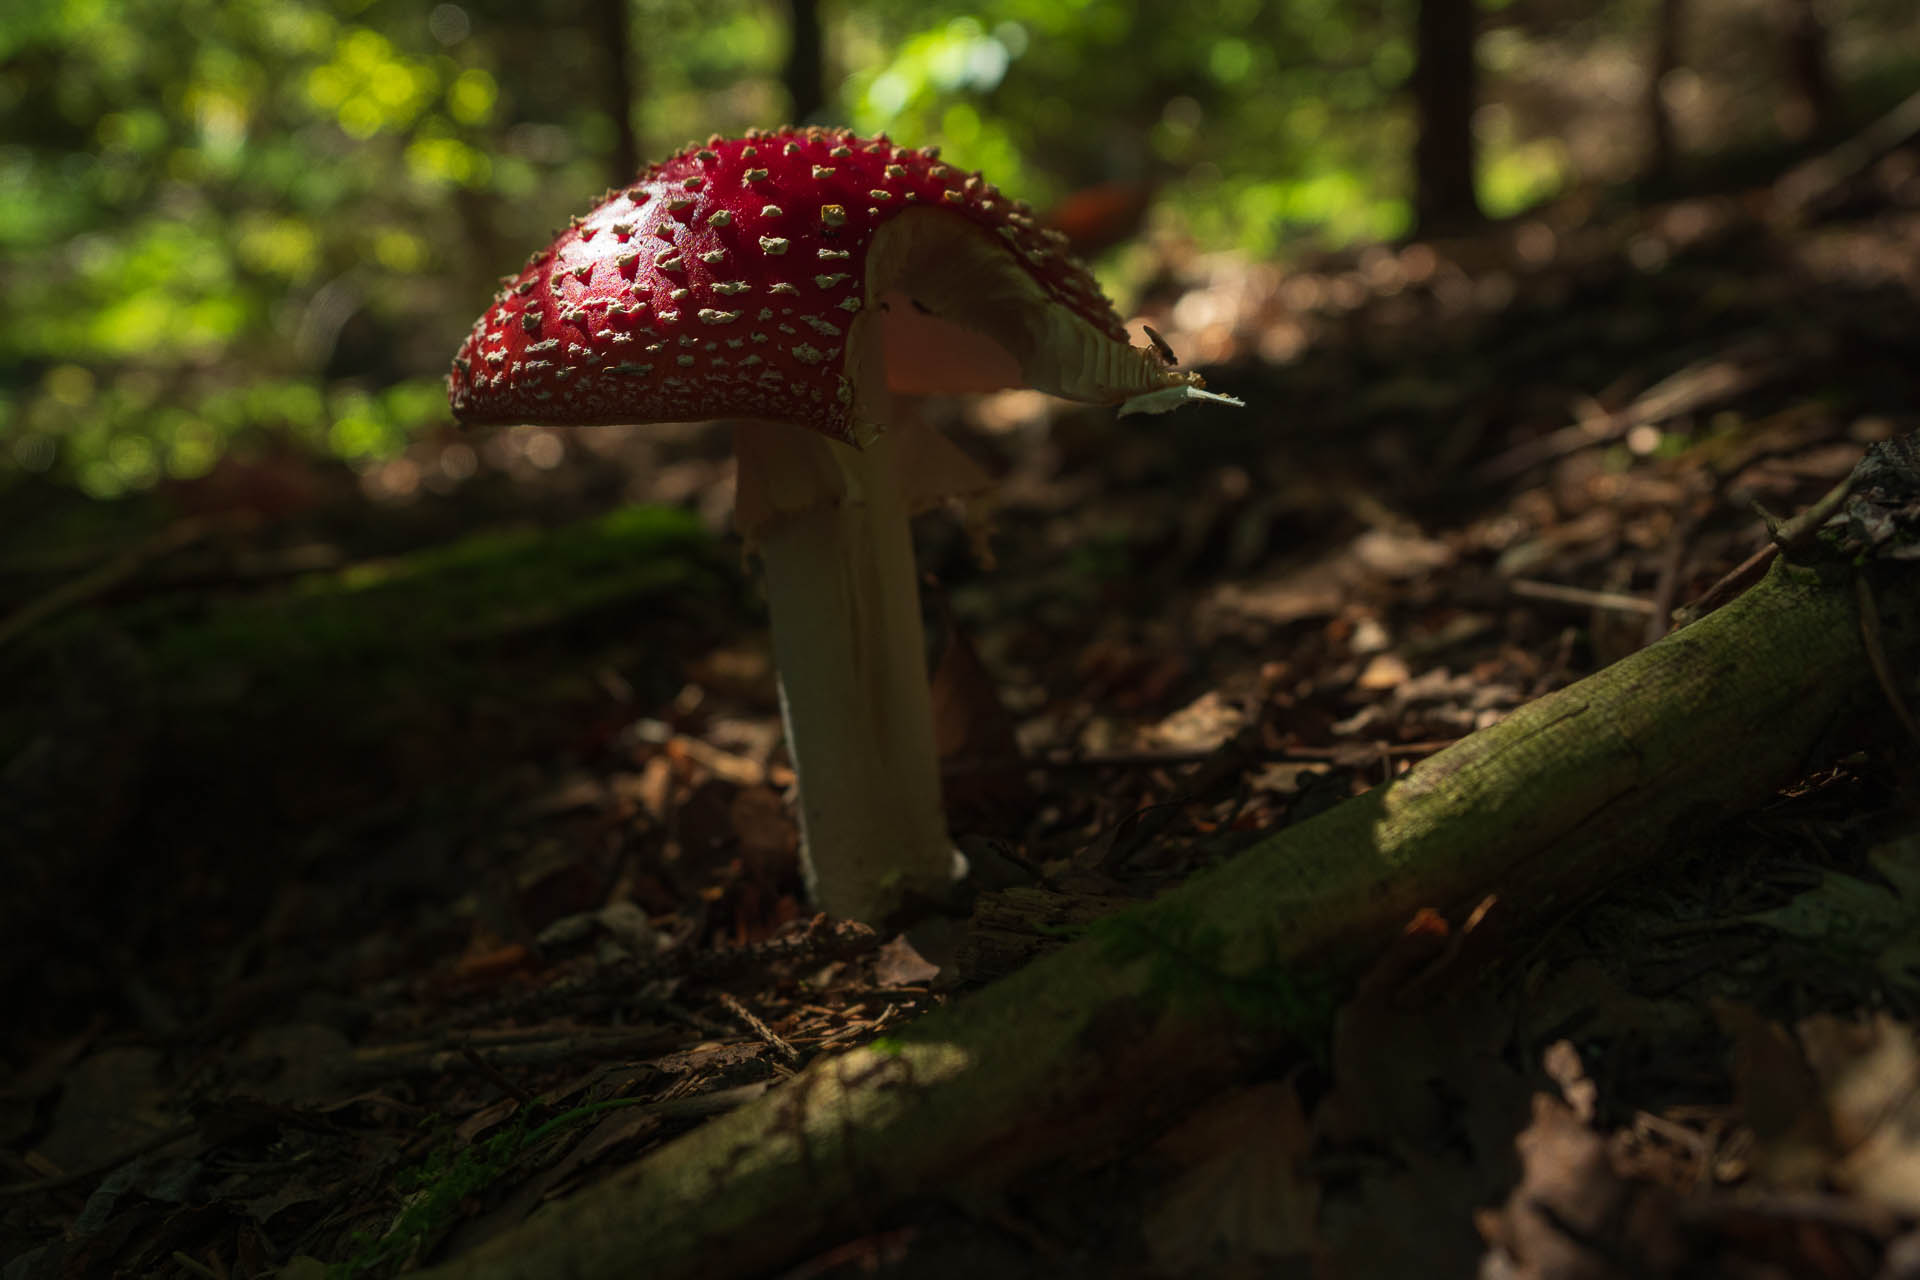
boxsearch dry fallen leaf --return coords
[1315,903,1532,1278]
[1350,527,1456,579]
[1798,1013,1920,1215]
[1147,689,1246,752]
[1142,1080,1318,1274]
[872,935,942,988]
[1476,1093,1687,1280]
[1715,999,1834,1191]
[36,1047,177,1174]
[1356,652,1411,691]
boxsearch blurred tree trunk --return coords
[784,0,826,124]
[591,0,642,182]
[1413,0,1484,234]
[1780,0,1840,140]
[1644,0,1684,181]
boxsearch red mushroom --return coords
[449,127,1235,926]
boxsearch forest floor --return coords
[5,132,1920,1280]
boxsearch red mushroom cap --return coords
[447,127,1196,446]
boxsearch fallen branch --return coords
[1774,88,1920,221]
[1476,335,1797,482]
[0,516,221,650]
[416,446,1917,1280]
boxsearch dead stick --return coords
[459,1043,539,1106]
[0,1121,199,1198]
[1509,579,1658,616]
[717,992,801,1069]
[0,517,220,649]
[1856,573,1920,748]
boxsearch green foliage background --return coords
[1,0,1914,498]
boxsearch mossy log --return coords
[420,504,1916,1280]
[0,506,738,990]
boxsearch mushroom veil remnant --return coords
[449,126,1238,926]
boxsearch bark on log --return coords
[418,541,1913,1280]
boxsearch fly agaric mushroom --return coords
[448,127,1236,926]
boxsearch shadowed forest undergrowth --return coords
[6,134,1920,1277]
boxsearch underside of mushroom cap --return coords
[447,127,1202,447]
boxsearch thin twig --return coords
[716,992,800,1068]
[1671,543,1778,629]
[1645,511,1699,647]
[942,746,1219,776]
[1774,87,1920,221]
[344,1029,683,1080]
[1682,1188,1904,1239]
[458,1043,538,1105]
[1509,579,1658,616]
[1478,337,1786,482]
[0,516,221,649]
[1856,573,1920,748]
[438,917,879,1031]
[169,1252,224,1280]
[809,1002,905,1049]
[1767,468,1858,552]
[0,1120,199,1198]
[943,739,1448,778]
[1674,465,1860,628]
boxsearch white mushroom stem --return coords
[727,210,1207,925]
[733,417,976,925]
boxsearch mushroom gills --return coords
[857,207,1197,406]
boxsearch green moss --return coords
[331,1098,656,1280]
[146,504,731,683]
[0,504,744,814]
[1089,901,1334,1043]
